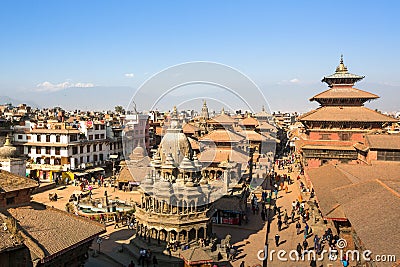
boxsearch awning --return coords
[84,167,105,173]
[73,172,87,177]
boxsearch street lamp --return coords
[110,154,118,191]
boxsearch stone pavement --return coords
[214,162,344,267]
[32,183,140,267]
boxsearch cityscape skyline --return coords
[1,1,399,112]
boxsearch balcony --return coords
[27,163,69,171]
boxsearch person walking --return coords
[304,223,309,239]
[261,209,266,221]
[277,218,283,231]
[275,234,280,247]
[296,243,302,258]
[284,212,289,226]
[303,239,308,251]
[296,221,301,235]
[314,235,319,250]
[152,255,158,267]
[291,209,295,223]
[310,258,317,267]
[240,261,245,267]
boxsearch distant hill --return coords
[0,95,40,108]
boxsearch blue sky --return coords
[0,1,399,112]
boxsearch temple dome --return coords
[158,107,192,164]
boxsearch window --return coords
[100,134,105,139]
[89,135,93,140]
[6,197,15,205]
[110,143,113,150]
[54,158,61,165]
[87,155,90,162]
[87,145,90,153]
[72,147,78,154]
[45,147,50,154]
[80,146,84,153]
[18,134,23,140]
[100,125,105,130]
[44,158,50,164]
[36,157,41,164]
[70,134,77,142]
[320,134,330,140]
[46,135,50,142]
[37,135,41,142]
[99,144,103,151]
[80,156,83,163]
[341,133,350,141]
[36,147,41,154]
[94,154,98,161]
[27,135,31,140]
[93,144,97,152]
[95,134,99,139]
[55,147,61,155]
[99,154,103,161]
[56,135,61,142]
[377,151,400,161]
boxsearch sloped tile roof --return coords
[310,87,379,101]
[298,106,398,122]
[0,170,38,193]
[7,202,105,260]
[365,134,400,150]
[333,180,400,264]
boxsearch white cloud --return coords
[124,73,134,78]
[289,78,300,83]
[35,81,95,92]
[277,78,301,85]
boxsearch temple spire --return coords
[201,100,209,119]
[336,54,348,73]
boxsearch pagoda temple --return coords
[297,56,398,167]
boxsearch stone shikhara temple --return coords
[130,106,244,250]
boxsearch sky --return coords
[0,1,399,113]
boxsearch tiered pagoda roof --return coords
[321,55,365,87]
[300,56,397,124]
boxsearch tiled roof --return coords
[0,214,24,252]
[365,134,400,150]
[322,72,364,81]
[310,87,379,101]
[307,164,350,220]
[118,157,151,183]
[207,113,235,125]
[198,147,249,163]
[333,180,400,263]
[182,123,200,134]
[0,170,38,193]
[296,140,355,150]
[257,121,277,131]
[199,129,244,143]
[302,145,356,151]
[298,106,398,122]
[240,130,267,142]
[239,116,259,126]
[188,137,200,150]
[336,162,400,182]
[180,247,212,264]
[7,202,105,260]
